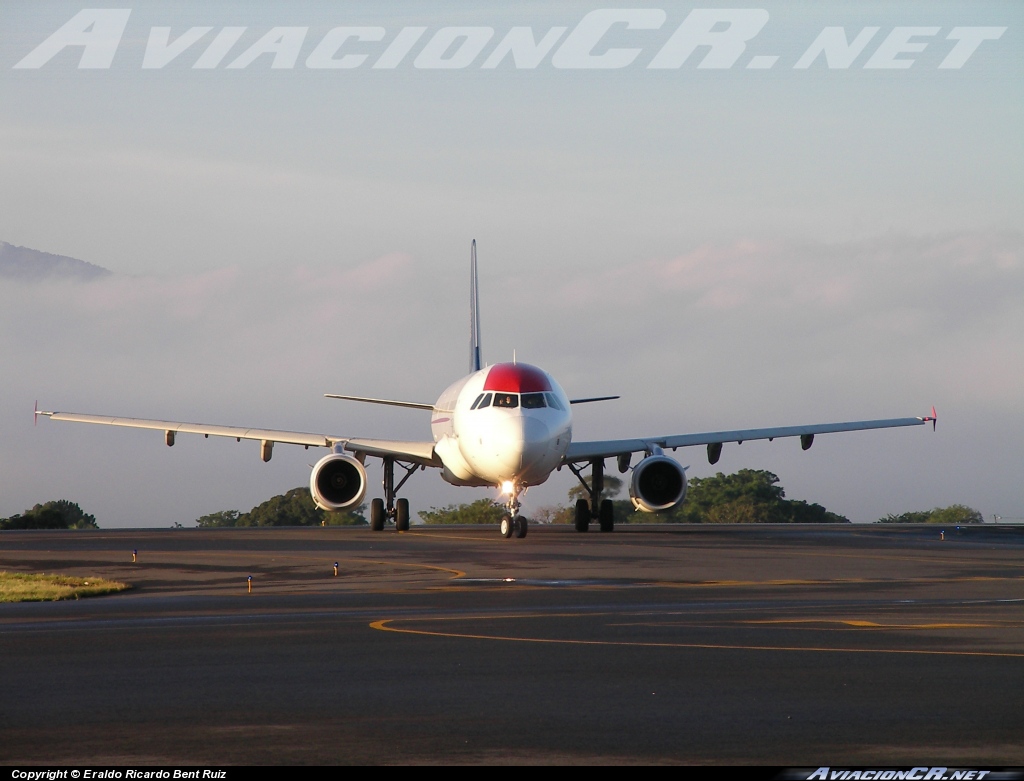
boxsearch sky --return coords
[1,1,1021,527]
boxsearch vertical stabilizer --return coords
[469,240,483,372]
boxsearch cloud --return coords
[546,232,1022,318]
[1,230,1021,526]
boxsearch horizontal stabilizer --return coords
[569,396,620,405]
[324,394,434,411]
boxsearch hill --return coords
[0,241,111,281]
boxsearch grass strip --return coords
[0,571,131,602]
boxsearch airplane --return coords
[36,241,936,538]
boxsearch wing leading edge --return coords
[563,413,935,464]
[36,410,439,467]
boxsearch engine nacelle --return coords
[310,453,367,512]
[629,455,687,513]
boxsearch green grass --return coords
[0,571,131,602]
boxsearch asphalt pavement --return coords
[2,523,1023,764]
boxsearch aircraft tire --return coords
[515,515,528,539]
[599,499,614,533]
[574,499,590,533]
[370,498,385,531]
[395,498,410,532]
[500,513,514,538]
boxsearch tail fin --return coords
[469,239,482,372]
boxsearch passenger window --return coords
[478,393,492,409]
[521,393,547,409]
[493,393,519,409]
[545,393,564,411]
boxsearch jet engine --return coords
[629,454,687,513]
[310,453,367,512]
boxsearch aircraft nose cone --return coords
[487,414,550,475]
[518,416,551,472]
[522,416,550,447]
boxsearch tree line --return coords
[419,469,984,526]
[0,500,98,530]
[195,487,366,527]
[0,471,986,529]
[878,505,982,524]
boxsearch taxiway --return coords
[2,524,1023,764]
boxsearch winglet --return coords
[32,401,53,425]
[920,405,937,431]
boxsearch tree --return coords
[786,500,849,525]
[659,469,848,524]
[879,504,983,524]
[532,505,574,525]
[667,469,785,523]
[1,500,98,530]
[194,488,366,527]
[879,510,931,524]
[929,504,984,525]
[567,474,623,503]
[419,498,506,525]
[237,488,328,527]
[196,510,240,528]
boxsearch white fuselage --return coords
[430,362,572,488]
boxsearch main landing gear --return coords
[567,458,615,533]
[498,483,528,540]
[369,457,419,532]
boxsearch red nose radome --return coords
[482,362,551,393]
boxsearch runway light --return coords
[333,562,339,577]
[247,575,253,593]
[132,549,137,563]
[500,480,515,495]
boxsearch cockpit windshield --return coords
[472,391,557,411]
[493,393,519,409]
[520,393,547,409]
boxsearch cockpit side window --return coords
[470,393,484,410]
[545,393,564,411]
[493,393,519,408]
[477,393,492,409]
[521,392,547,409]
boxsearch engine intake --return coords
[310,453,367,512]
[629,455,687,513]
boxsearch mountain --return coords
[0,242,111,281]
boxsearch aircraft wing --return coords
[563,414,934,464]
[36,410,439,466]
[340,438,440,466]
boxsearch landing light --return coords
[500,480,515,495]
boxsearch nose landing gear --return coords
[499,483,528,539]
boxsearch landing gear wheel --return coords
[599,499,614,533]
[500,513,514,538]
[515,515,528,539]
[370,498,385,531]
[574,499,590,533]
[395,498,410,532]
